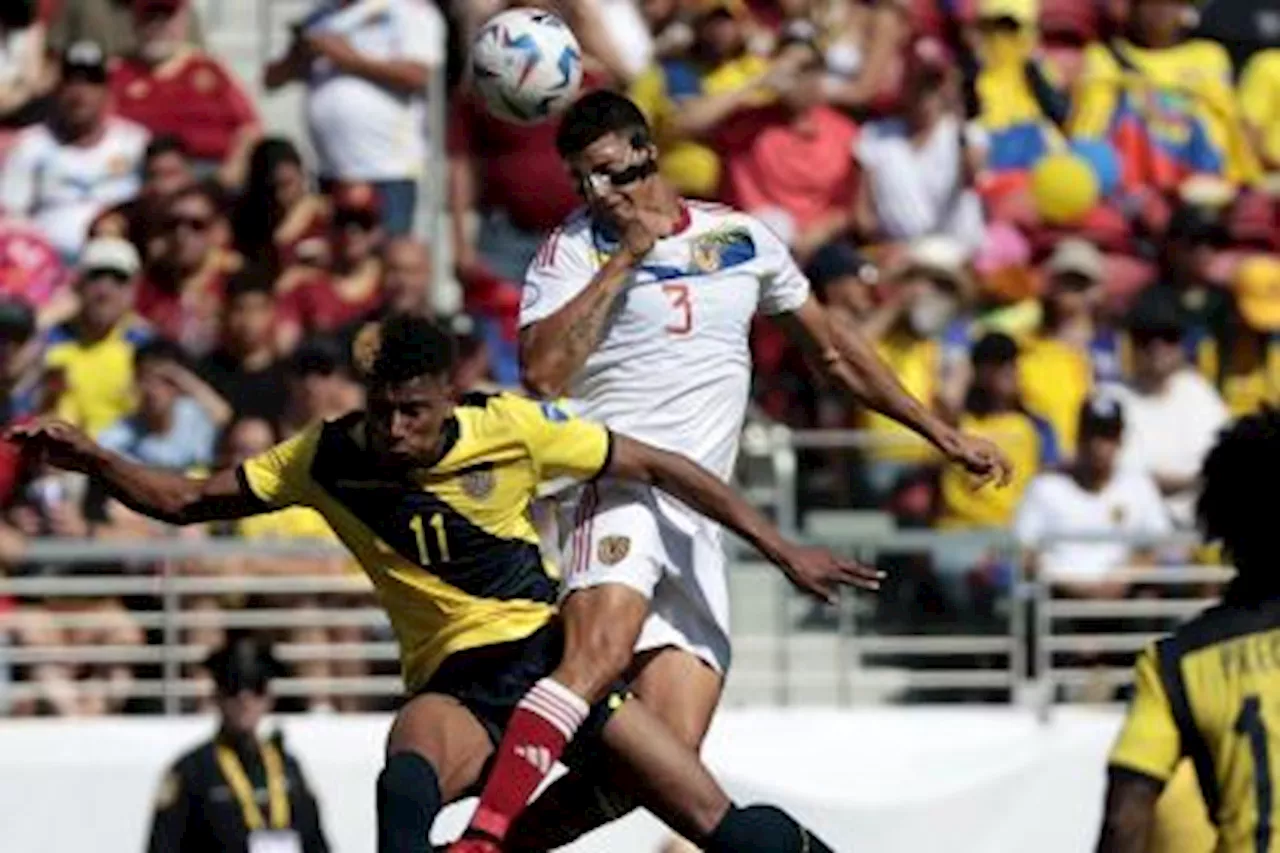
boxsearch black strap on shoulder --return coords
[1157,636,1222,821]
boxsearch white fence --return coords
[0,708,1126,853]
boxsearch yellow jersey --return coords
[1109,598,1280,851]
[1239,50,1280,169]
[937,410,1057,529]
[240,392,612,691]
[42,315,152,438]
[859,332,940,464]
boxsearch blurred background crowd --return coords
[0,0,1276,714]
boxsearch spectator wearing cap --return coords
[0,40,149,260]
[0,0,52,130]
[1015,239,1104,455]
[1239,49,1280,175]
[1013,395,1171,599]
[262,0,446,237]
[626,0,784,199]
[197,268,291,425]
[90,134,195,259]
[47,0,202,58]
[716,35,860,267]
[145,633,330,853]
[109,0,260,187]
[1112,288,1228,527]
[1069,0,1258,196]
[1150,203,1233,340]
[275,182,385,354]
[1198,255,1280,418]
[135,183,242,356]
[934,332,1058,613]
[98,337,229,471]
[857,237,975,497]
[40,236,153,437]
[232,137,331,274]
[853,37,987,257]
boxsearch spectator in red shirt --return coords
[0,298,37,506]
[135,183,241,355]
[232,137,330,274]
[109,0,260,186]
[275,182,384,354]
[90,134,194,261]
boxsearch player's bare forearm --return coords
[781,299,950,449]
[1095,769,1161,853]
[607,435,789,565]
[520,251,637,397]
[86,452,264,526]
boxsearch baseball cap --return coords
[60,40,108,83]
[1234,255,1280,333]
[80,237,141,278]
[205,633,285,696]
[1125,286,1187,339]
[1079,394,1124,438]
[1046,238,1104,283]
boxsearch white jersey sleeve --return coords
[750,216,811,316]
[0,127,43,218]
[520,214,597,328]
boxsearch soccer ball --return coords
[470,8,583,125]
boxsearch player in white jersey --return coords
[448,91,1011,853]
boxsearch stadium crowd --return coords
[0,0,1276,714]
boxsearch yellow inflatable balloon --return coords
[1031,153,1100,225]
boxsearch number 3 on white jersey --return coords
[662,284,692,335]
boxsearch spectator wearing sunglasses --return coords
[1112,287,1228,528]
[0,40,149,261]
[135,183,242,356]
[274,182,386,354]
[39,236,154,438]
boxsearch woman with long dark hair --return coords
[233,137,329,273]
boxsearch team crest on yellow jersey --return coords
[461,468,495,500]
[597,535,630,565]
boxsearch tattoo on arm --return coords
[1096,769,1163,853]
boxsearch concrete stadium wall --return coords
[0,708,1122,853]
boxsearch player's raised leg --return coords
[506,647,724,851]
[378,694,494,853]
[459,583,650,845]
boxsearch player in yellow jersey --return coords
[10,314,872,853]
[1097,408,1280,852]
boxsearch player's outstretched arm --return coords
[6,419,266,526]
[1095,768,1162,853]
[607,434,882,600]
[779,296,1013,488]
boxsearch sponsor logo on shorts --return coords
[514,744,553,773]
[597,535,630,566]
[461,468,495,500]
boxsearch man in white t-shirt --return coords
[1015,396,1172,597]
[1112,290,1229,528]
[0,41,148,261]
[263,0,445,236]
[447,90,1012,853]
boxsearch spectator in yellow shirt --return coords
[40,237,153,437]
[935,332,1058,615]
[1198,254,1280,418]
[1239,48,1280,175]
[628,0,788,198]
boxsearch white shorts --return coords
[555,481,732,673]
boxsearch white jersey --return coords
[519,202,810,482]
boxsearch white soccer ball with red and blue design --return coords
[471,8,583,125]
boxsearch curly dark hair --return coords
[1197,408,1280,595]
[362,313,458,386]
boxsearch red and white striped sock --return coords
[468,678,589,841]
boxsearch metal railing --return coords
[0,531,1229,716]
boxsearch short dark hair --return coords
[368,313,457,385]
[1198,408,1280,584]
[144,135,188,165]
[555,91,652,160]
[971,332,1018,366]
[224,266,275,303]
[134,337,188,370]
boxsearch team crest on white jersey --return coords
[690,226,755,275]
[597,535,630,565]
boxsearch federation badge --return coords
[461,468,496,500]
[690,236,721,274]
[597,535,630,566]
